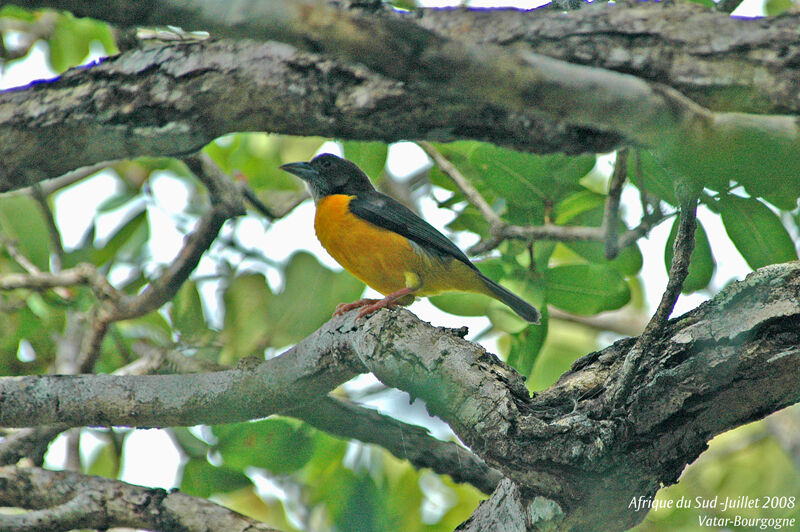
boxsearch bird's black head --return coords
[280,153,375,202]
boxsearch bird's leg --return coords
[355,287,416,319]
[334,286,417,319]
[334,298,381,316]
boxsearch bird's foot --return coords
[355,297,402,319]
[334,298,380,317]
[335,287,417,320]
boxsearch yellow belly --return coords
[314,195,488,298]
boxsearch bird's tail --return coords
[478,273,541,323]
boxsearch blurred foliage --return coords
[1,6,800,532]
[635,419,800,531]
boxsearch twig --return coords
[74,155,246,371]
[0,263,118,299]
[419,141,503,228]
[602,149,628,259]
[31,184,65,272]
[633,150,649,217]
[716,0,745,13]
[419,143,669,256]
[4,162,112,198]
[0,234,40,277]
[238,183,309,220]
[548,307,648,337]
[613,195,698,407]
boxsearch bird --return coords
[280,153,540,323]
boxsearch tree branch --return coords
[420,142,662,256]
[291,396,503,494]
[0,465,279,532]
[0,426,66,467]
[418,141,502,229]
[602,149,627,259]
[3,2,800,194]
[0,313,365,427]
[1,262,799,528]
[613,194,698,406]
[330,263,800,529]
[115,342,502,494]
[74,155,246,369]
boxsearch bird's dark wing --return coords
[349,192,477,269]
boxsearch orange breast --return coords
[314,194,491,298]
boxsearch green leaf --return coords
[181,458,251,498]
[109,313,173,356]
[300,430,349,482]
[665,218,715,293]
[220,274,273,361]
[718,195,798,270]
[221,252,364,361]
[637,150,679,205]
[215,419,315,475]
[0,6,36,21]
[92,208,149,266]
[342,141,388,181]
[505,311,548,378]
[554,190,606,225]
[430,142,592,211]
[205,134,323,194]
[428,292,492,317]
[0,195,52,271]
[545,264,630,315]
[560,204,644,276]
[85,435,122,479]
[170,281,209,341]
[96,189,139,213]
[170,428,209,459]
[766,0,792,15]
[47,13,116,72]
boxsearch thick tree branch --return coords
[292,396,503,494]
[416,1,798,114]
[10,0,799,114]
[3,2,800,194]
[1,262,799,529]
[331,262,800,530]
[0,314,365,427]
[0,465,279,532]
[0,36,615,192]
[119,343,502,494]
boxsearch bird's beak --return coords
[279,161,318,181]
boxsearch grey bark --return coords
[3,1,800,191]
[0,37,615,191]
[9,0,800,115]
[1,261,798,530]
[0,465,279,532]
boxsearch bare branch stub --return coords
[612,194,699,407]
[603,148,628,260]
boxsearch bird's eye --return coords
[321,158,332,168]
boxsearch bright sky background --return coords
[0,0,765,496]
